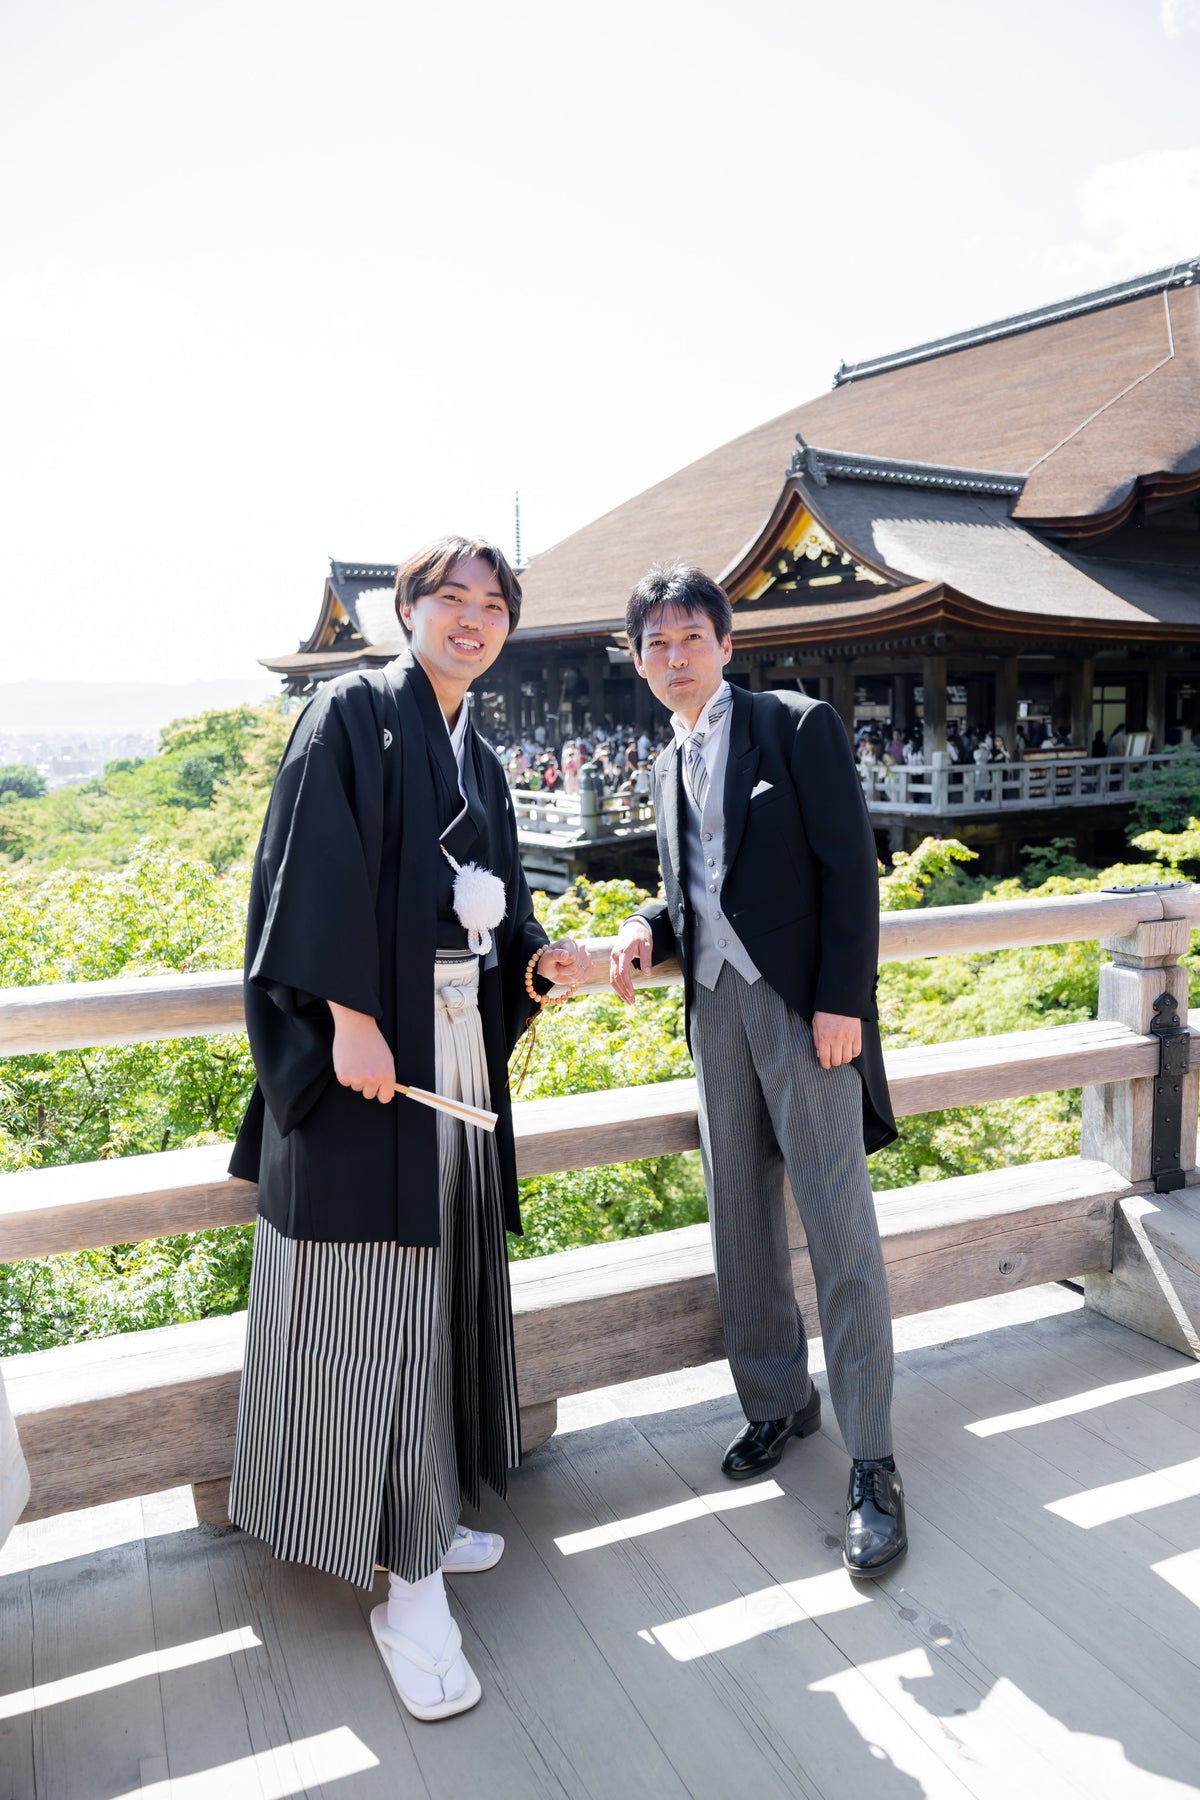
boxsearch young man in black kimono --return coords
[228,537,591,1720]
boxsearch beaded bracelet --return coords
[523,944,581,1007]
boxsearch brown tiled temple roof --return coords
[515,262,1200,637]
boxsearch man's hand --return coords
[537,936,594,989]
[812,1011,862,1070]
[329,1002,397,1103]
[609,918,654,1004]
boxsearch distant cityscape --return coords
[0,730,159,789]
[0,678,276,787]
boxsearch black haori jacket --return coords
[639,687,897,1154]
[229,655,547,1244]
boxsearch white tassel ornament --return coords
[444,854,507,955]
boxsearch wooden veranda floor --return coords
[2,1285,1199,1800]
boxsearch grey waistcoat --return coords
[680,724,762,990]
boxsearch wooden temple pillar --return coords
[830,663,856,741]
[995,656,1020,758]
[921,654,948,755]
[1148,662,1167,751]
[891,674,914,734]
[585,650,607,734]
[1071,657,1095,751]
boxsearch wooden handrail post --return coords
[1081,914,1194,1183]
[1083,910,1200,1357]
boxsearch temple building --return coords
[263,259,1200,869]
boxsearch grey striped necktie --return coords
[683,689,733,812]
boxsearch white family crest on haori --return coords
[383,728,393,750]
[441,849,507,955]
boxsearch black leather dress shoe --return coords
[843,1457,907,1577]
[721,1387,821,1480]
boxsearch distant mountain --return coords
[0,679,278,737]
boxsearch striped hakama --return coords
[228,955,521,1589]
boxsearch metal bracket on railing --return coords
[1150,990,1190,1194]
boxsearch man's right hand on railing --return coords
[610,918,654,1004]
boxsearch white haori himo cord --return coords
[440,846,507,957]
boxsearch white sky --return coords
[2,0,1199,684]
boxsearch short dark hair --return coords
[394,535,522,635]
[625,562,732,657]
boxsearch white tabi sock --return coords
[383,1568,469,1708]
[386,1567,453,1655]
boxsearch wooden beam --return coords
[0,1019,1189,1263]
[4,889,1200,1056]
[5,1155,1126,1522]
[922,653,947,754]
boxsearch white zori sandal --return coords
[369,1606,481,1721]
[441,1525,504,1573]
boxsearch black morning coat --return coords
[639,686,898,1154]
[228,654,548,1245]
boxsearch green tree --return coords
[0,764,46,800]
[1128,747,1200,834]
[0,700,294,870]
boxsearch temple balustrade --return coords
[857,751,1174,815]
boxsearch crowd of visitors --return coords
[852,716,1104,772]
[482,721,672,799]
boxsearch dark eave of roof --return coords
[834,257,1200,387]
[791,435,1025,498]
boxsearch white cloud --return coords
[1038,147,1200,292]
[0,269,204,360]
[1162,0,1200,37]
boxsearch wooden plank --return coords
[6,1318,244,1521]
[23,1537,169,1798]
[0,969,244,1055]
[0,1570,35,1800]
[3,884,1199,1057]
[640,1378,1200,1798]
[369,1485,696,1799]
[515,1405,976,1797]
[881,1360,1200,1761]
[633,1396,1086,1800]
[3,1019,1181,1262]
[5,1158,1125,1522]
[139,1529,259,1789]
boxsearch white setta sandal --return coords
[369,1605,482,1721]
[441,1525,505,1573]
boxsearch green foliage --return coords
[1019,837,1096,884]
[869,848,1188,1191]
[0,700,293,871]
[0,844,254,1169]
[1129,817,1200,871]
[0,839,258,1353]
[877,835,978,911]
[0,764,46,800]
[1,1228,253,1357]
[1128,747,1200,835]
[510,1155,708,1262]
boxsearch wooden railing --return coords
[858,751,1172,814]
[4,884,1200,1527]
[509,786,656,838]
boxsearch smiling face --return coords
[632,603,733,727]
[398,555,511,718]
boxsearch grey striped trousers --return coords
[228,955,520,1589]
[691,962,894,1461]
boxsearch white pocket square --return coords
[750,780,774,799]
